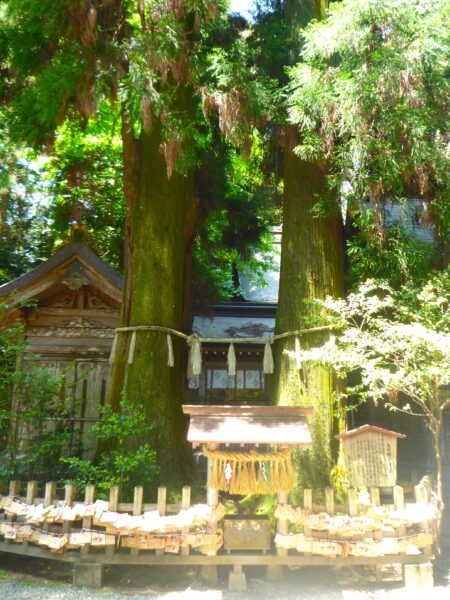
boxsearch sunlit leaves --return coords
[287,0,449,275]
[288,273,450,429]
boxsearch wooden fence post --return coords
[106,485,119,558]
[156,486,166,557]
[414,484,428,504]
[9,480,21,497]
[268,490,289,582]
[325,487,335,515]
[41,482,56,535]
[6,480,21,544]
[370,487,380,506]
[202,447,219,586]
[303,489,313,514]
[44,482,56,507]
[64,483,76,505]
[22,480,39,549]
[26,481,38,505]
[63,484,76,534]
[181,486,191,557]
[131,486,143,557]
[348,488,358,516]
[394,486,405,511]
[81,484,95,556]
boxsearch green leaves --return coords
[0,312,73,481]
[287,0,450,274]
[287,272,450,429]
[63,397,158,499]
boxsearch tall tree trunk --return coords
[108,93,198,487]
[273,131,344,484]
[273,0,344,484]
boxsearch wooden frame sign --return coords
[336,425,406,488]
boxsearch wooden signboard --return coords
[337,425,406,488]
[223,517,271,552]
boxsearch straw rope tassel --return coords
[109,334,118,364]
[294,336,302,369]
[128,331,137,364]
[250,462,258,488]
[263,341,274,374]
[204,448,294,494]
[227,342,236,376]
[167,333,174,367]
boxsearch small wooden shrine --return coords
[336,425,406,488]
[183,405,313,495]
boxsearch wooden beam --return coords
[0,542,433,568]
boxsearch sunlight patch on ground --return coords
[157,590,222,600]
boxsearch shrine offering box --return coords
[337,425,406,488]
[224,516,271,552]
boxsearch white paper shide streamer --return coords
[109,323,335,376]
[109,334,118,364]
[167,333,174,367]
[227,342,236,376]
[188,335,202,378]
[128,331,137,364]
[263,341,274,374]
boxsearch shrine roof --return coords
[192,315,275,340]
[336,424,406,440]
[0,243,123,304]
[183,405,313,446]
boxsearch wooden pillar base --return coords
[200,564,218,585]
[266,564,284,581]
[375,565,383,583]
[73,563,104,588]
[403,563,434,588]
[228,565,247,592]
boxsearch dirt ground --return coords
[1,552,450,599]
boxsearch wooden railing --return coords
[274,481,436,559]
[0,478,439,590]
[0,480,224,558]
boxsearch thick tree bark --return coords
[273,131,344,484]
[107,94,198,487]
[271,0,344,486]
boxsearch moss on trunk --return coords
[108,94,198,488]
[273,134,344,485]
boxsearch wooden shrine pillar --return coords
[268,445,289,581]
[201,442,219,585]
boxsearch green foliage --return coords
[346,209,438,287]
[0,309,74,482]
[292,446,329,491]
[401,269,450,332]
[41,108,126,268]
[0,116,48,283]
[289,272,450,497]
[63,397,158,499]
[0,0,275,176]
[287,0,450,269]
[0,2,279,299]
[194,126,279,300]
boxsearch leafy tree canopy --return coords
[0,2,279,299]
[290,270,450,498]
[287,0,450,281]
